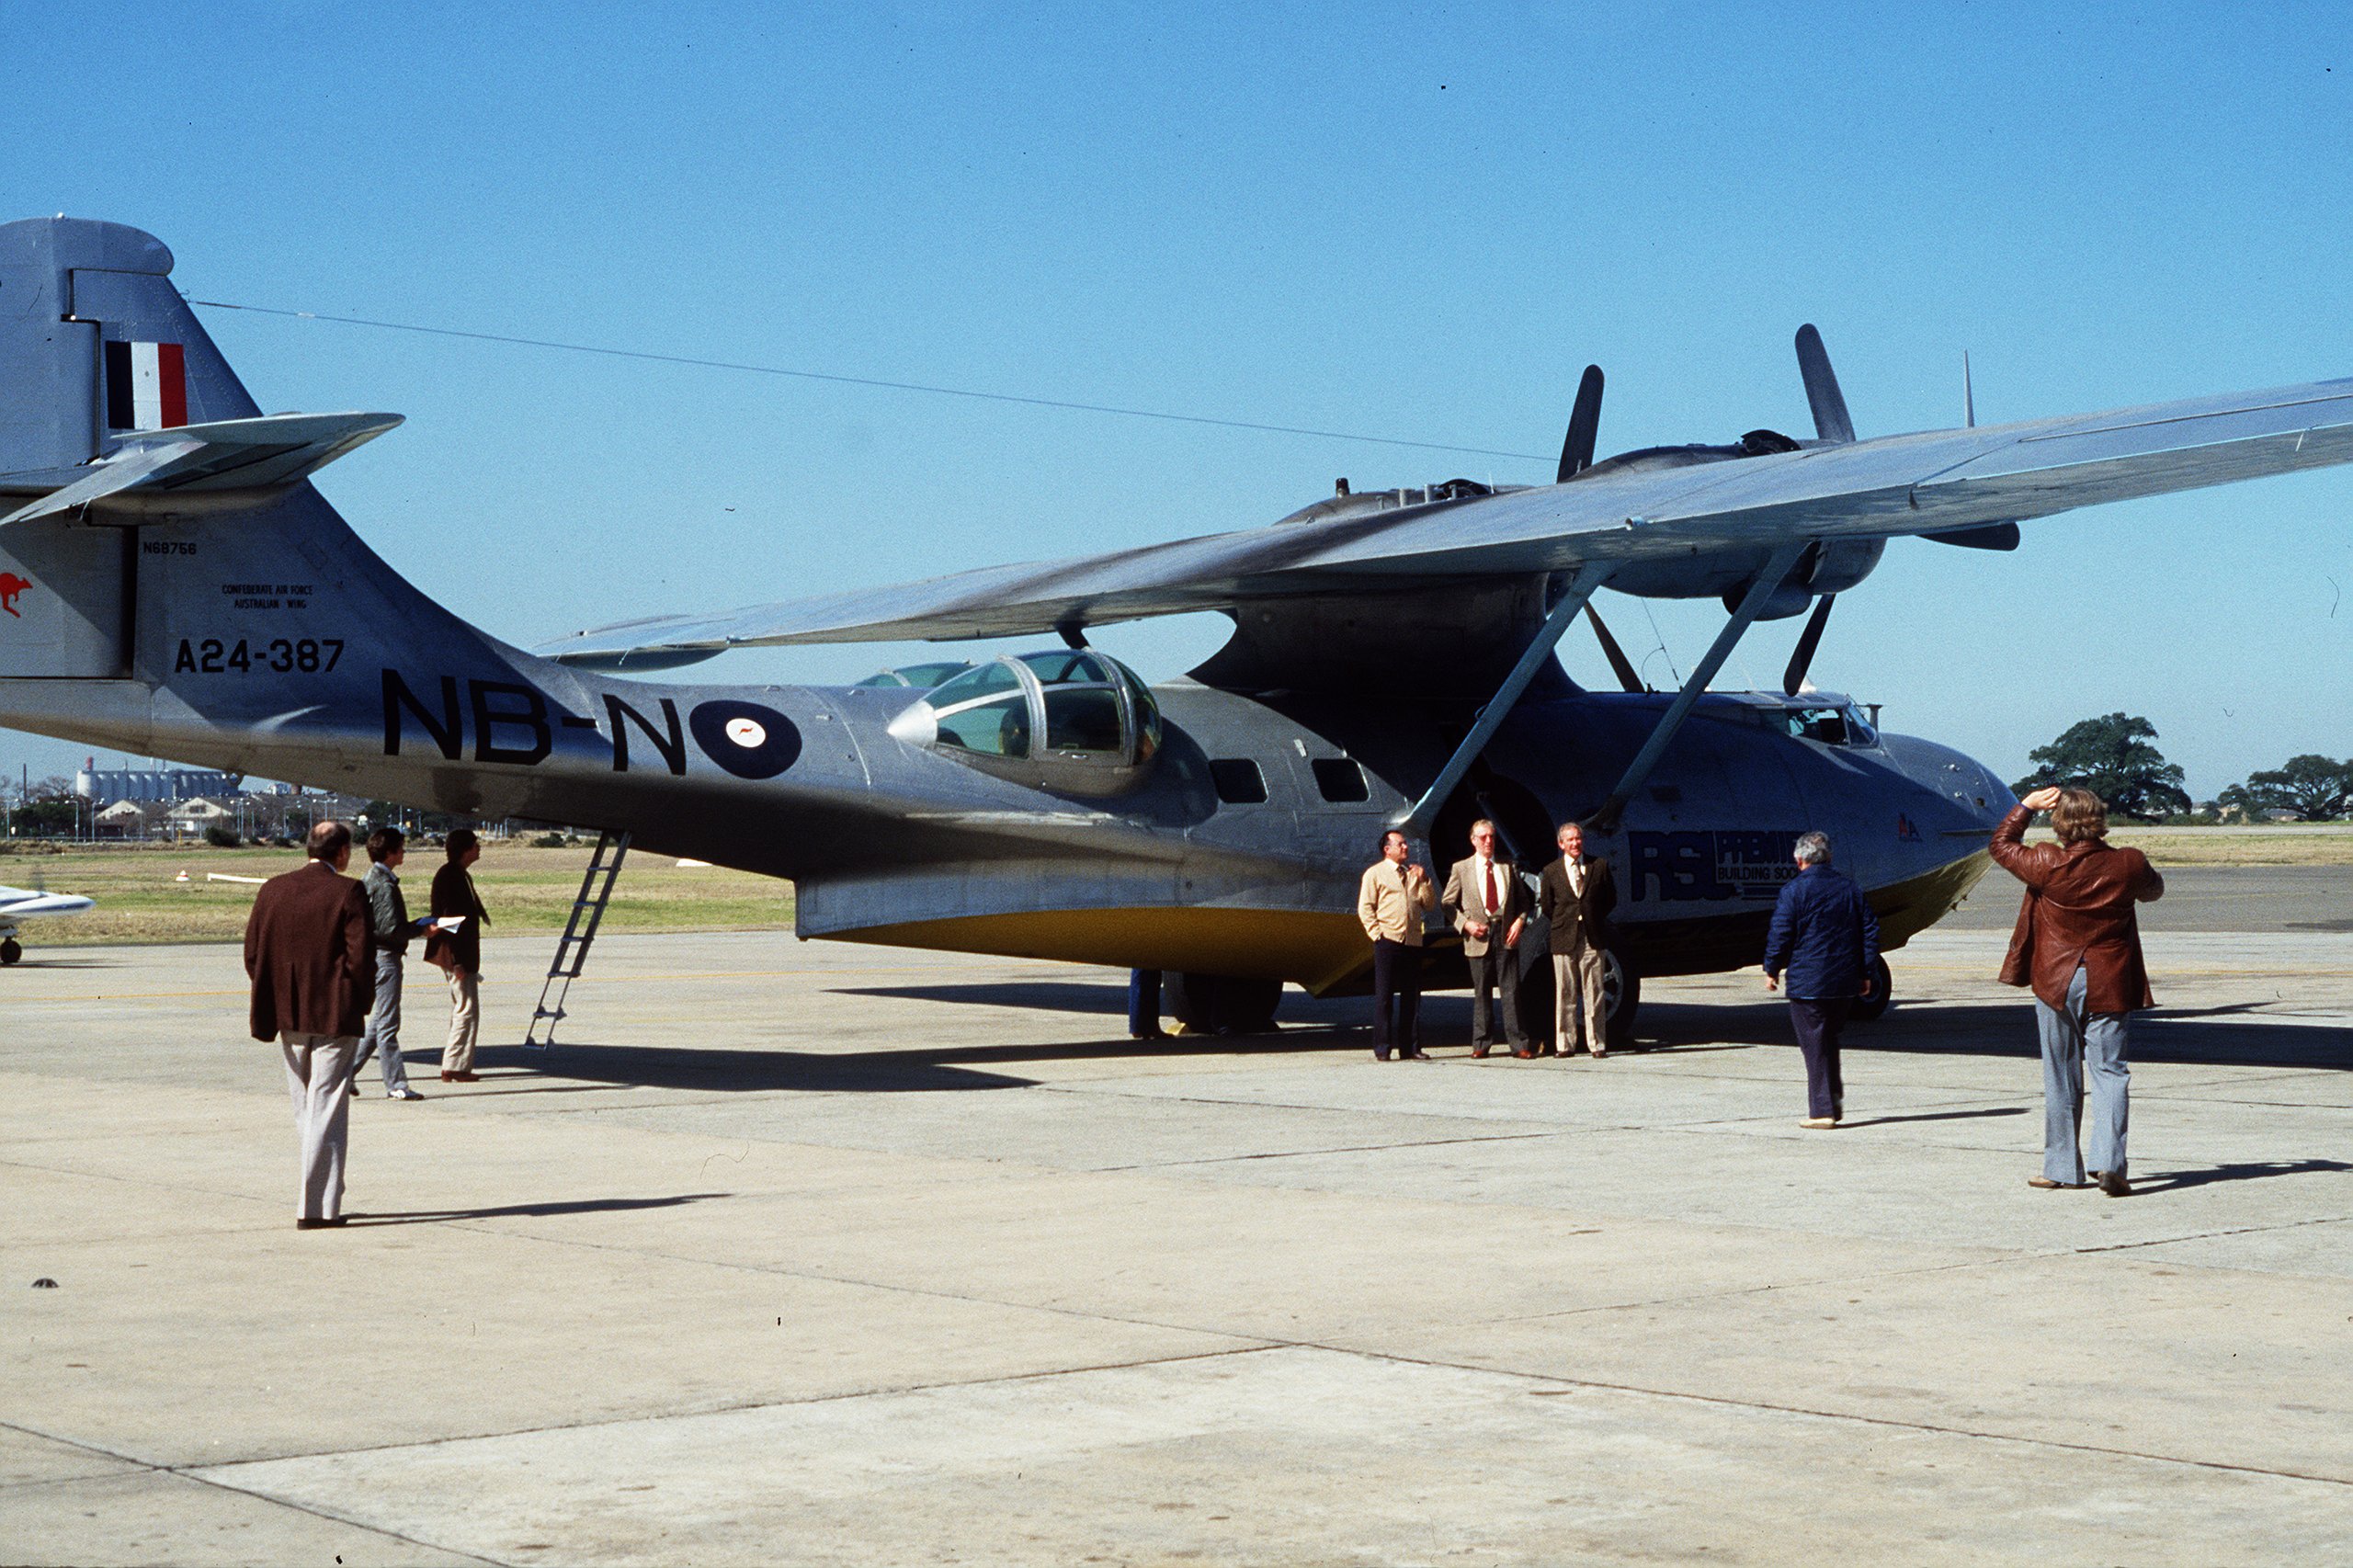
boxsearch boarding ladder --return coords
[523,829,631,1049]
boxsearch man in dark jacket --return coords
[1538,822,1618,1057]
[1763,831,1881,1129]
[244,820,375,1228]
[1992,786,2164,1196]
[423,828,490,1083]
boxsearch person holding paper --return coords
[424,828,491,1083]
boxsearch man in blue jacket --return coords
[1762,831,1881,1129]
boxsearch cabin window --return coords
[1312,757,1369,802]
[1210,759,1267,804]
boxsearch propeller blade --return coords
[1794,324,1856,445]
[1782,593,1836,696]
[1923,522,2021,551]
[1587,603,1644,693]
[1557,364,1605,482]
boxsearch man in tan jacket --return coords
[244,820,375,1228]
[1440,819,1532,1057]
[1357,829,1436,1061]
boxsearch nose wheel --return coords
[0,937,22,966]
[1851,955,1893,1022]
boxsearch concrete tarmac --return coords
[3,896,2349,1563]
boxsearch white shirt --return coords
[1562,854,1584,895]
[1477,855,1500,915]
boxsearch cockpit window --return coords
[1783,705,1879,747]
[1119,664,1162,762]
[1045,688,1123,752]
[1018,650,1109,687]
[926,661,1022,707]
[888,646,1165,797]
[854,661,974,688]
[934,695,1030,757]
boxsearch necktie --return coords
[1483,860,1499,916]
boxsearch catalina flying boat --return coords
[4,219,2350,1037]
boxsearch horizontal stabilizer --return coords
[0,412,402,528]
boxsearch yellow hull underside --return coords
[824,851,1995,998]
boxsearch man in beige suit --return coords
[1440,819,1532,1058]
[1357,829,1437,1062]
[1537,821,1618,1058]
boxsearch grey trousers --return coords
[279,1033,357,1221]
[2035,964,2130,1184]
[350,950,412,1094]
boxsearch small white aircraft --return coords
[0,882,95,964]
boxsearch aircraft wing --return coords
[540,376,2353,669]
[0,412,403,528]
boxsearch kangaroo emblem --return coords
[0,573,29,618]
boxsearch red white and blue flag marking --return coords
[103,340,187,430]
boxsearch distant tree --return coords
[2012,712,2192,821]
[8,799,78,836]
[2223,755,2353,823]
[203,825,242,848]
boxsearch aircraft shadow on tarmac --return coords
[416,989,2346,1096]
[1642,1002,2353,1070]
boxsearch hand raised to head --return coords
[2020,786,2063,812]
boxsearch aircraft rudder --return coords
[0,217,260,477]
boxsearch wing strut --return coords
[1396,561,1616,842]
[1588,540,1813,831]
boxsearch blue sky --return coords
[5,2,2348,797]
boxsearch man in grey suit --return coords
[1440,819,1532,1058]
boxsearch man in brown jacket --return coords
[244,820,375,1228]
[1991,786,2165,1196]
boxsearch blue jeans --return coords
[351,949,412,1094]
[2035,964,2129,1184]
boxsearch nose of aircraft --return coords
[1878,733,2017,831]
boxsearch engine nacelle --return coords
[1607,537,1887,619]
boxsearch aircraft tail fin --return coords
[0,217,263,479]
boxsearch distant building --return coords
[74,756,242,803]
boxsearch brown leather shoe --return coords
[1512,1049,1536,1060]
[441,1070,479,1083]
[1471,1046,1489,1059]
[295,1216,347,1230]
[2096,1169,2131,1197]
[2027,1176,2084,1189]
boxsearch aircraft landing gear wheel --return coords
[0,937,20,966]
[1167,973,1282,1036]
[1851,955,1893,1023]
[1603,949,1641,1050]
